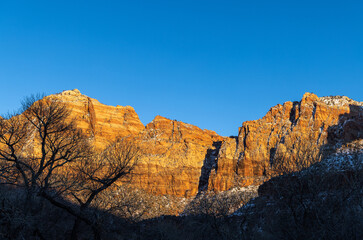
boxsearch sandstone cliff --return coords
[23,90,363,197]
[47,89,145,148]
[133,116,223,197]
[209,93,363,191]
[46,90,223,197]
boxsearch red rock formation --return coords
[47,89,145,148]
[209,93,363,191]
[16,90,362,197]
[133,116,223,197]
[47,90,223,197]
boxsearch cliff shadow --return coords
[325,104,363,150]
[260,103,363,197]
[197,141,222,194]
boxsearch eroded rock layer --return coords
[48,89,145,148]
[133,116,223,197]
[30,90,362,197]
[209,93,363,191]
[48,90,223,197]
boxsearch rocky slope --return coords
[48,89,145,148]
[209,93,363,191]
[133,116,223,197]
[47,90,223,197]
[36,90,363,196]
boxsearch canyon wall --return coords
[209,93,363,191]
[48,89,145,148]
[48,90,223,197]
[38,90,363,196]
[133,116,223,197]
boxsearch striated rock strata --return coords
[209,93,363,191]
[48,89,145,148]
[133,116,223,197]
[47,90,223,197]
[17,90,362,197]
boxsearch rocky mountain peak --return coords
[301,92,319,103]
[318,95,363,107]
[59,88,82,96]
[209,92,363,192]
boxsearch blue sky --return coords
[0,1,362,136]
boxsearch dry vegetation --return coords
[0,95,141,239]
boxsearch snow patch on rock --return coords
[319,95,363,107]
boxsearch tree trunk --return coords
[71,217,81,240]
[92,225,101,240]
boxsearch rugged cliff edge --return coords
[48,89,145,148]
[133,116,223,197]
[47,89,223,197]
[32,90,363,196]
[209,93,363,191]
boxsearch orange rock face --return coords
[48,89,145,148]
[209,93,363,191]
[133,116,223,197]
[20,90,362,197]
[48,90,223,197]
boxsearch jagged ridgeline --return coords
[16,89,363,198]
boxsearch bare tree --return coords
[68,137,140,240]
[0,95,90,209]
[258,137,363,239]
[0,114,30,189]
[0,95,141,239]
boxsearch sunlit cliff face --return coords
[209,93,363,191]
[20,90,363,197]
[44,89,224,197]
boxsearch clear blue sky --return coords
[0,1,362,136]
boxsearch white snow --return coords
[319,96,363,107]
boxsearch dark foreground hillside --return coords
[0,145,361,240]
